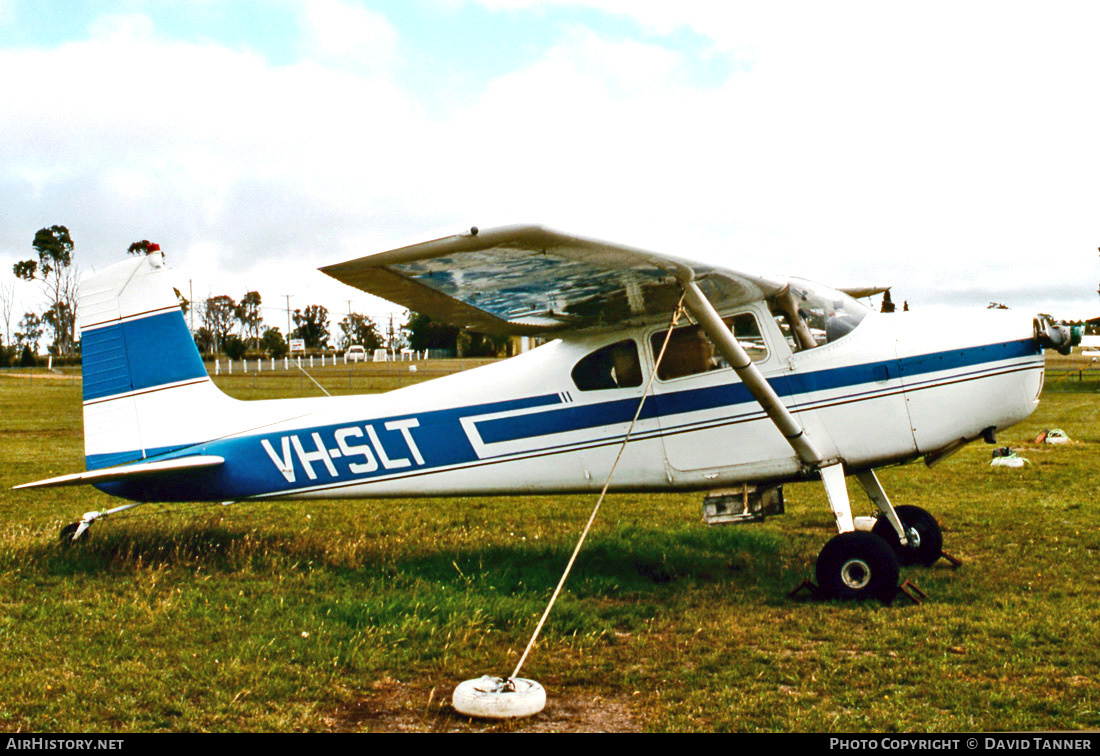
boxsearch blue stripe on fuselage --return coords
[95,338,1040,502]
[477,338,1040,445]
[93,392,564,502]
[475,383,755,444]
[794,338,1038,394]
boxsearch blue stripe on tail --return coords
[82,309,208,402]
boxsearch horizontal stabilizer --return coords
[14,455,224,490]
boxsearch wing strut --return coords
[678,274,855,533]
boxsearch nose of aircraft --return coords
[892,307,1046,458]
[1034,316,1082,355]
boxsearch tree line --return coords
[192,296,388,361]
[2,225,511,367]
[194,298,508,359]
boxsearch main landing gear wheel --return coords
[872,505,943,567]
[816,531,899,602]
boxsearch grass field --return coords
[1,358,1098,732]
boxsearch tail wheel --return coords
[872,505,943,567]
[816,531,899,601]
[58,522,87,544]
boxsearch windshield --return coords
[769,280,870,352]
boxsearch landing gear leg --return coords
[59,503,142,543]
[820,462,855,533]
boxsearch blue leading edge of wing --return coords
[82,310,208,403]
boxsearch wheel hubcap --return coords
[840,558,872,590]
[905,527,921,551]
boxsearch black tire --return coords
[59,522,85,544]
[872,505,943,567]
[816,531,899,602]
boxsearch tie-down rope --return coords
[509,292,688,682]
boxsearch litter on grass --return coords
[991,447,1030,468]
[1034,428,1070,445]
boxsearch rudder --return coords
[80,252,230,469]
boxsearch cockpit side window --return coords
[768,282,869,353]
[649,313,768,381]
[571,339,643,391]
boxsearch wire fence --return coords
[205,356,498,397]
[1044,368,1100,392]
[0,357,498,397]
[0,365,82,387]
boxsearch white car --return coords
[345,344,366,362]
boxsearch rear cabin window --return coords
[571,340,643,391]
[650,313,768,381]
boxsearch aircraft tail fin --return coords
[80,252,232,470]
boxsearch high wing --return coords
[321,224,787,334]
[838,285,892,299]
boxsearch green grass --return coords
[1,365,1098,732]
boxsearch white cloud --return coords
[297,0,399,72]
[0,13,427,322]
[501,2,1100,314]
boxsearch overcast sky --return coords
[2,0,1099,342]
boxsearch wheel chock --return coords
[788,578,928,605]
[787,579,822,600]
[937,550,963,569]
[895,578,927,605]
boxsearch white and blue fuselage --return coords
[75,254,1044,506]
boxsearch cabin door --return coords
[646,308,804,483]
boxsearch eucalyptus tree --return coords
[13,226,78,355]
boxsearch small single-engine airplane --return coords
[17,225,1079,601]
